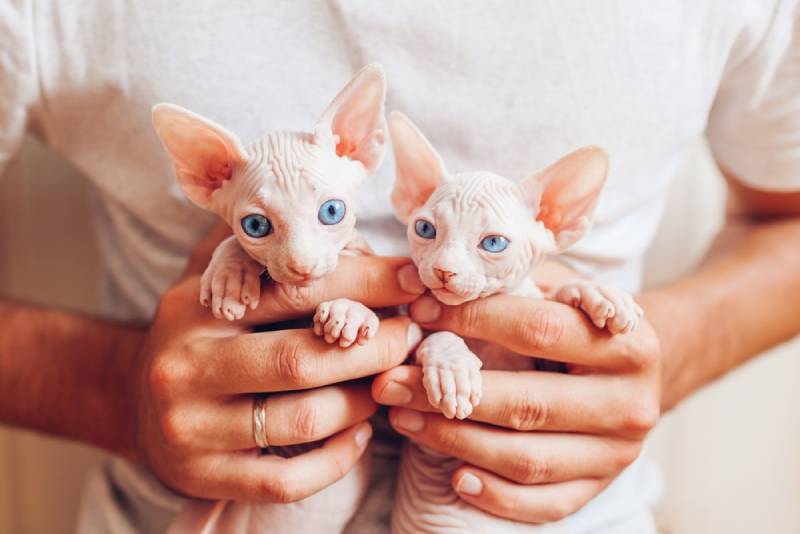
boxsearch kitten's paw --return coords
[417,332,482,419]
[200,257,263,321]
[313,298,379,348]
[553,281,644,334]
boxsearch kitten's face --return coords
[153,65,387,286]
[389,112,608,306]
[220,135,364,285]
[407,173,550,305]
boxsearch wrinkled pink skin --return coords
[153,66,388,534]
[388,112,643,533]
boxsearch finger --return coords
[193,383,377,451]
[374,366,659,438]
[183,221,232,278]
[195,317,421,394]
[452,467,611,524]
[211,422,372,503]
[241,256,426,326]
[409,294,655,369]
[388,408,639,484]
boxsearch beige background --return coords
[0,137,798,533]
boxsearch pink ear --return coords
[519,146,609,252]
[388,112,448,224]
[152,103,247,210]
[315,64,387,175]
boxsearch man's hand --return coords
[130,227,426,503]
[373,293,661,523]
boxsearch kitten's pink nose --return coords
[434,268,456,283]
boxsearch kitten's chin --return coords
[431,287,476,306]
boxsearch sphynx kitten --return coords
[152,65,387,534]
[388,112,643,533]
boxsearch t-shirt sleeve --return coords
[706,0,800,191]
[0,0,38,177]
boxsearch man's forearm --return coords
[0,298,145,459]
[640,215,800,411]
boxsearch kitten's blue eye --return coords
[480,235,509,253]
[414,219,436,239]
[319,199,346,225]
[241,214,271,238]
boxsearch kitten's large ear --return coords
[152,103,247,211]
[315,64,387,175]
[389,112,448,224]
[519,146,608,252]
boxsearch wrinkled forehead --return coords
[426,172,531,230]
[233,132,356,200]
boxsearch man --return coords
[1,1,798,532]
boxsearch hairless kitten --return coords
[388,112,643,533]
[152,66,387,534]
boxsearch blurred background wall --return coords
[0,137,798,533]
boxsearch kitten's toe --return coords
[600,286,641,335]
[222,298,246,321]
[423,368,442,408]
[241,269,262,310]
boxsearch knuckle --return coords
[274,283,316,313]
[514,308,564,352]
[614,442,643,470]
[147,354,193,398]
[378,325,408,369]
[360,267,384,302]
[274,339,314,387]
[331,449,349,480]
[293,400,321,441]
[259,475,300,504]
[158,408,193,448]
[623,333,661,371]
[496,493,519,519]
[545,495,580,522]
[504,389,549,431]
[456,301,484,334]
[620,393,660,437]
[510,453,550,484]
[432,424,468,457]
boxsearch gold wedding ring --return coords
[252,395,269,449]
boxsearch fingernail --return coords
[378,382,413,405]
[410,296,441,323]
[407,322,423,348]
[455,472,483,496]
[354,423,372,448]
[392,409,424,433]
[397,263,426,294]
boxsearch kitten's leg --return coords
[551,280,644,334]
[200,235,264,321]
[416,332,482,420]
[313,298,380,348]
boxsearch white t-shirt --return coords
[2,1,798,532]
